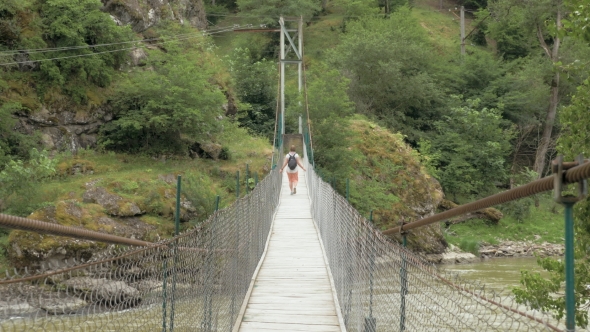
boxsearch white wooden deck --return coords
[236,172,344,332]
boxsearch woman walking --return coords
[280,145,306,195]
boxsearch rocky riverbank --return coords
[425,241,564,265]
[479,241,564,258]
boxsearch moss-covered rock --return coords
[82,186,142,217]
[6,201,157,269]
[347,117,446,254]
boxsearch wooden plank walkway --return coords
[236,172,344,332]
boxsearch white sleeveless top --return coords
[284,153,299,173]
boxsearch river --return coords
[440,256,550,290]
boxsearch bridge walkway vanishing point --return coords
[236,171,345,332]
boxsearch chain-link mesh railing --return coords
[0,169,281,332]
[302,149,566,332]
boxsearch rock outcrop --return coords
[83,187,142,217]
[101,0,207,32]
[15,105,114,153]
[348,118,446,254]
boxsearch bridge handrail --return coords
[301,139,565,331]
[0,165,282,331]
[384,158,589,235]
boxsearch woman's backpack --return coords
[287,154,297,170]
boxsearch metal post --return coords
[162,258,167,332]
[364,210,376,332]
[214,195,220,212]
[564,201,575,331]
[298,17,303,93]
[400,233,407,331]
[460,6,466,56]
[553,154,588,331]
[346,178,350,202]
[255,172,258,186]
[170,175,181,331]
[175,176,181,235]
[236,171,240,198]
[246,164,250,194]
[279,17,285,136]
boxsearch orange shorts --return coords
[287,172,298,182]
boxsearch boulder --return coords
[83,187,142,217]
[63,277,140,306]
[39,296,87,315]
[201,142,223,160]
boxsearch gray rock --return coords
[130,48,148,66]
[0,301,36,316]
[39,297,87,315]
[82,187,141,217]
[63,277,139,306]
[201,142,222,160]
[440,252,479,264]
[102,0,207,32]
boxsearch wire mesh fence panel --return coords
[302,145,569,332]
[0,169,281,332]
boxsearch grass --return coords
[444,194,565,248]
[0,233,10,275]
[0,121,274,268]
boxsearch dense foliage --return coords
[228,48,277,141]
[99,40,227,155]
[329,8,445,143]
[510,0,590,325]
[429,99,513,200]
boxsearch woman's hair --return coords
[290,145,296,152]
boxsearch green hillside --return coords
[1,0,590,272]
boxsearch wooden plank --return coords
[240,322,341,332]
[243,313,339,325]
[237,174,342,332]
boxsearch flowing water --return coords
[439,256,550,290]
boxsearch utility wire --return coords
[0,25,236,55]
[0,27,236,66]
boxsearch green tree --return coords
[329,8,446,143]
[487,0,564,177]
[305,62,356,180]
[237,0,321,24]
[430,99,513,200]
[513,80,590,328]
[0,102,41,168]
[228,48,277,141]
[38,0,133,88]
[513,0,590,324]
[0,148,57,215]
[99,45,226,155]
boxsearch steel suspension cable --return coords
[383,160,590,235]
[0,213,154,247]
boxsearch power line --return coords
[0,27,237,66]
[0,25,236,56]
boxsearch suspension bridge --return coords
[0,129,588,331]
[1,17,590,332]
